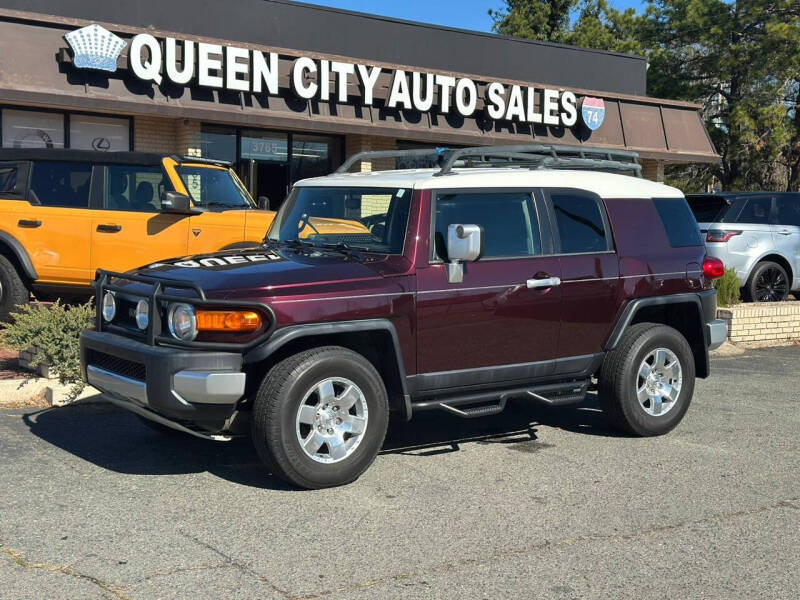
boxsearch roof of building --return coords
[296,168,684,198]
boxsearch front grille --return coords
[88,350,146,381]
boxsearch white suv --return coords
[688,192,800,302]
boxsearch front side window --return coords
[29,161,91,207]
[773,197,800,227]
[175,166,253,210]
[434,192,541,259]
[268,186,412,254]
[549,190,610,254]
[105,165,168,212]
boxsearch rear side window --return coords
[773,197,800,227]
[434,192,541,259]
[736,197,772,224]
[29,161,92,208]
[549,190,610,254]
[653,197,703,247]
[686,196,729,223]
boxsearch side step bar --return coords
[412,380,590,419]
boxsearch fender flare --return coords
[243,318,412,420]
[605,292,709,351]
[0,231,37,280]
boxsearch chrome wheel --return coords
[295,377,369,464]
[636,348,682,416]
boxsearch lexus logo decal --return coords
[92,137,111,151]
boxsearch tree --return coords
[489,0,800,191]
[489,0,578,42]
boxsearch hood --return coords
[128,246,409,298]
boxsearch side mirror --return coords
[160,190,195,214]
[445,224,482,283]
[257,196,270,210]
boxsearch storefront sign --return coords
[65,24,603,131]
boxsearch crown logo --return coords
[65,24,127,73]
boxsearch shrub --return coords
[0,301,94,402]
[714,268,741,307]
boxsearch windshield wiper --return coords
[316,241,369,261]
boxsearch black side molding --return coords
[0,231,38,280]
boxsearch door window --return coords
[104,165,167,212]
[549,190,611,254]
[773,197,800,227]
[434,192,541,260]
[29,161,92,207]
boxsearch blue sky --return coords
[301,1,647,33]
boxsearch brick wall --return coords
[133,116,178,154]
[344,134,397,172]
[718,303,800,343]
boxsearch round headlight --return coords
[135,299,149,330]
[168,303,197,341]
[102,292,116,322]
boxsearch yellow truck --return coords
[0,150,276,319]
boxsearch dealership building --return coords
[0,0,718,206]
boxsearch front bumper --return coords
[80,329,245,428]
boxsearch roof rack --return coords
[335,144,642,178]
[335,148,449,174]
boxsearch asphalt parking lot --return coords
[1,345,799,600]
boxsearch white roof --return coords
[296,168,683,199]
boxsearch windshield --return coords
[176,166,254,210]
[267,186,412,254]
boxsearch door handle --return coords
[777,229,792,236]
[18,219,41,228]
[96,224,122,233]
[527,276,561,289]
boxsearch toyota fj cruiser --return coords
[80,144,727,489]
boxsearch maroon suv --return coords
[80,145,727,489]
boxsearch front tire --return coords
[251,346,389,489]
[0,255,30,322]
[598,323,695,436]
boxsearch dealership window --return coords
[200,125,236,162]
[242,130,288,163]
[1,107,132,152]
[70,114,130,152]
[2,109,65,149]
[292,134,342,180]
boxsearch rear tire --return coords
[251,346,389,489]
[598,323,695,436]
[0,255,29,322]
[744,261,789,302]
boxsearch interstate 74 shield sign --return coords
[580,97,606,131]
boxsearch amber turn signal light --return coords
[195,310,262,332]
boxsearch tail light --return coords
[706,229,741,243]
[702,256,726,280]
